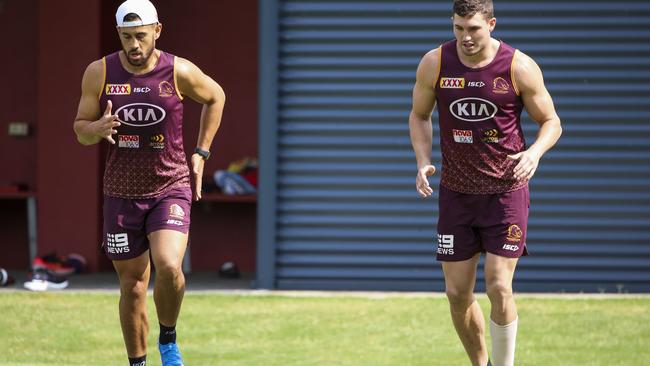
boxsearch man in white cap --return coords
[73,1,226,365]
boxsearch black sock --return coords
[128,355,146,366]
[159,323,177,345]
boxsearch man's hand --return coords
[92,100,121,144]
[191,154,205,201]
[508,150,541,181]
[416,165,436,198]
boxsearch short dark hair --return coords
[453,0,494,19]
[123,13,142,22]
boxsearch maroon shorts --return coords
[436,185,529,261]
[102,187,192,261]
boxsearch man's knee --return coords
[155,260,184,280]
[119,274,149,299]
[445,285,475,310]
[486,280,513,304]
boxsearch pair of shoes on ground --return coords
[159,342,184,366]
[23,269,69,291]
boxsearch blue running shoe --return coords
[158,342,184,366]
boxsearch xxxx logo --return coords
[440,77,465,89]
[105,84,131,95]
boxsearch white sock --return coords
[490,316,518,366]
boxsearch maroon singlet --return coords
[99,51,190,199]
[435,40,526,194]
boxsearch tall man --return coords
[409,1,561,365]
[73,1,225,365]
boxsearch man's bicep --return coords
[75,92,101,122]
[188,74,223,105]
[523,86,557,125]
[177,58,223,105]
[75,62,103,122]
[412,79,436,118]
[517,54,558,125]
[520,69,558,125]
[411,50,438,119]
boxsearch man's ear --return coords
[488,17,496,32]
[154,23,162,40]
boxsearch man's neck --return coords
[456,38,500,69]
[118,49,160,75]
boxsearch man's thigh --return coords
[145,187,192,268]
[103,195,151,260]
[437,186,483,261]
[145,187,192,235]
[148,230,188,270]
[478,186,530,258]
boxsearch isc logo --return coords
[449,97,498,122]
[115,103,166,127]
[502,244,519,251]
[133,87,151,93]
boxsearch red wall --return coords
[0,201,29,269]
[0,0,102,270]
[161,1,259,272]
[0,0,38,269]
[1,0,258,272]
[0,0,38,191]
[35,0,103,271]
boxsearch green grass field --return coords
[0,292,648,365]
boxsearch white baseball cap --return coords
[115,0,159,27]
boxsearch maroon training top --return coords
[435,40,527,194]
[99,50,190,199]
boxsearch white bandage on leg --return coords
[490,316,518,366]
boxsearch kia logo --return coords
[115,103,166,127]
[449,97,497,122]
